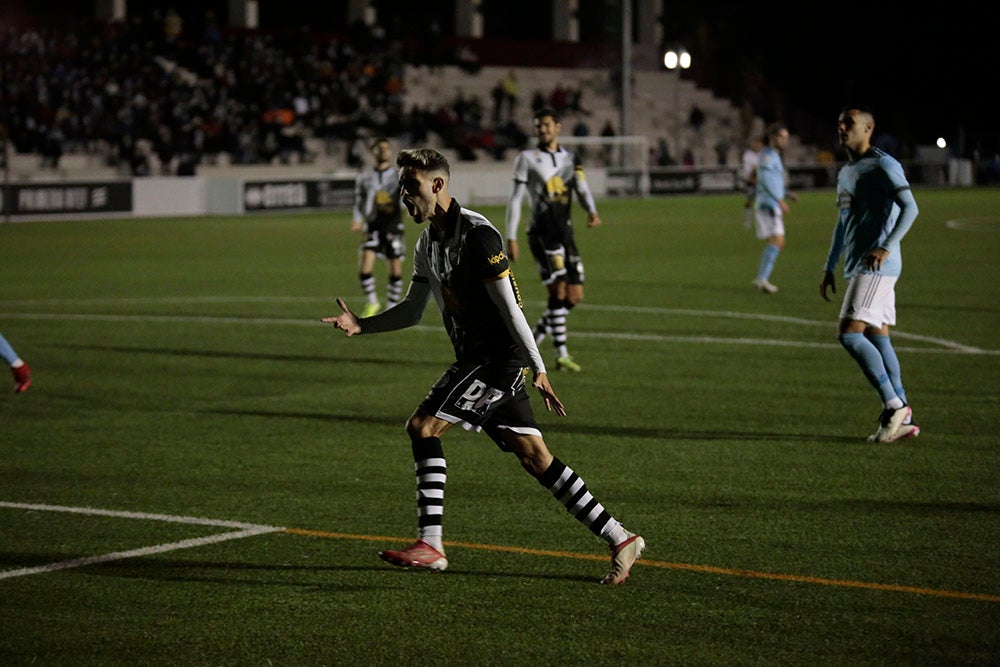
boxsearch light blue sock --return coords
[0,332,19,366]
[839,333,902,407]
[756,244,780,281]
[866,333,907,405]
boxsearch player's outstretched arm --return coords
[321,297,361,336]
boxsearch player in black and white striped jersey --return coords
[325,148,644,585]
[351,137,405,317]
[504,107,601,373]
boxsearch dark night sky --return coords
[652,4,998,156]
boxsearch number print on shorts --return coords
[456,379,506,414]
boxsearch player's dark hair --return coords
[840,103,875,121]
[370,136,390,150]
[762,122,789,147]
[534,106,560,124]
[396,148,450,176]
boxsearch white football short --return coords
[839,273,897,327]
[754,206,785,240]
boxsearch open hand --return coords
[321,298,361,336]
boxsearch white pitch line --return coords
[0,501,284,580]
[0,301,995,355]
[0,501,283,530]
[0,527,280,580]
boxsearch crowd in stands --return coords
[6,9,884,178]
[0,9,541,175]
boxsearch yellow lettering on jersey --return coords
[510,273,524,307]
[487,251,506,265]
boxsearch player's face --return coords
[772,129,789,150]
[372,141,391,163]
[398,167,435,224]
[838,110,871,152]
[535,116,560,147]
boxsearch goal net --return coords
[559,135,650,197]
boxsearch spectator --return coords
[491,80,506,125]
[530,89,547,114]
[549,84,569,115]
[501,70,519,120]
[654,138,674,166]
[689,105,706,135]
[568,86,590,116]
[572,117,591,161]
[600,120,616,166]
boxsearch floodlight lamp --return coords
[663,50,679,70]
[678,49,692,69]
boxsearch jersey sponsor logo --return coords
[487,251,506,265]
[509,273,524,308]
[837,192,852,208]
[456,379,506,414]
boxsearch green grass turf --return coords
[1,187,998,664]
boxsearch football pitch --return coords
[1,188,998,665]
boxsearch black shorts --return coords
[528,230,584,286]
[419,360,541,451]
[362,227,405,260]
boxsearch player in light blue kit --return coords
[821,105,919,443]
[752,122,796,293]
[0,331,31,393]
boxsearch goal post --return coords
[559,135,650,197]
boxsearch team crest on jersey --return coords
[374,189,396,213]
[545,175,570,205]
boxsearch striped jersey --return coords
[353,166,403,233]
[413,199,528,365]
[505,145,597,240]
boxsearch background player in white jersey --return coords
[821,105,920,443]
[323,148,644,585]
[0,331,31,393]
[504,106,601,372]
[351,136,404,317]
[752,122,796,293]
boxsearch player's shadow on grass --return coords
[53,343,440,367]
[25,557,598,586]
[204,408,862,444]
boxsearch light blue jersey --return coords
[825,147,918,278]
[754,145,785,212]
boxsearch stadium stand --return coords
[1,8,813,182]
